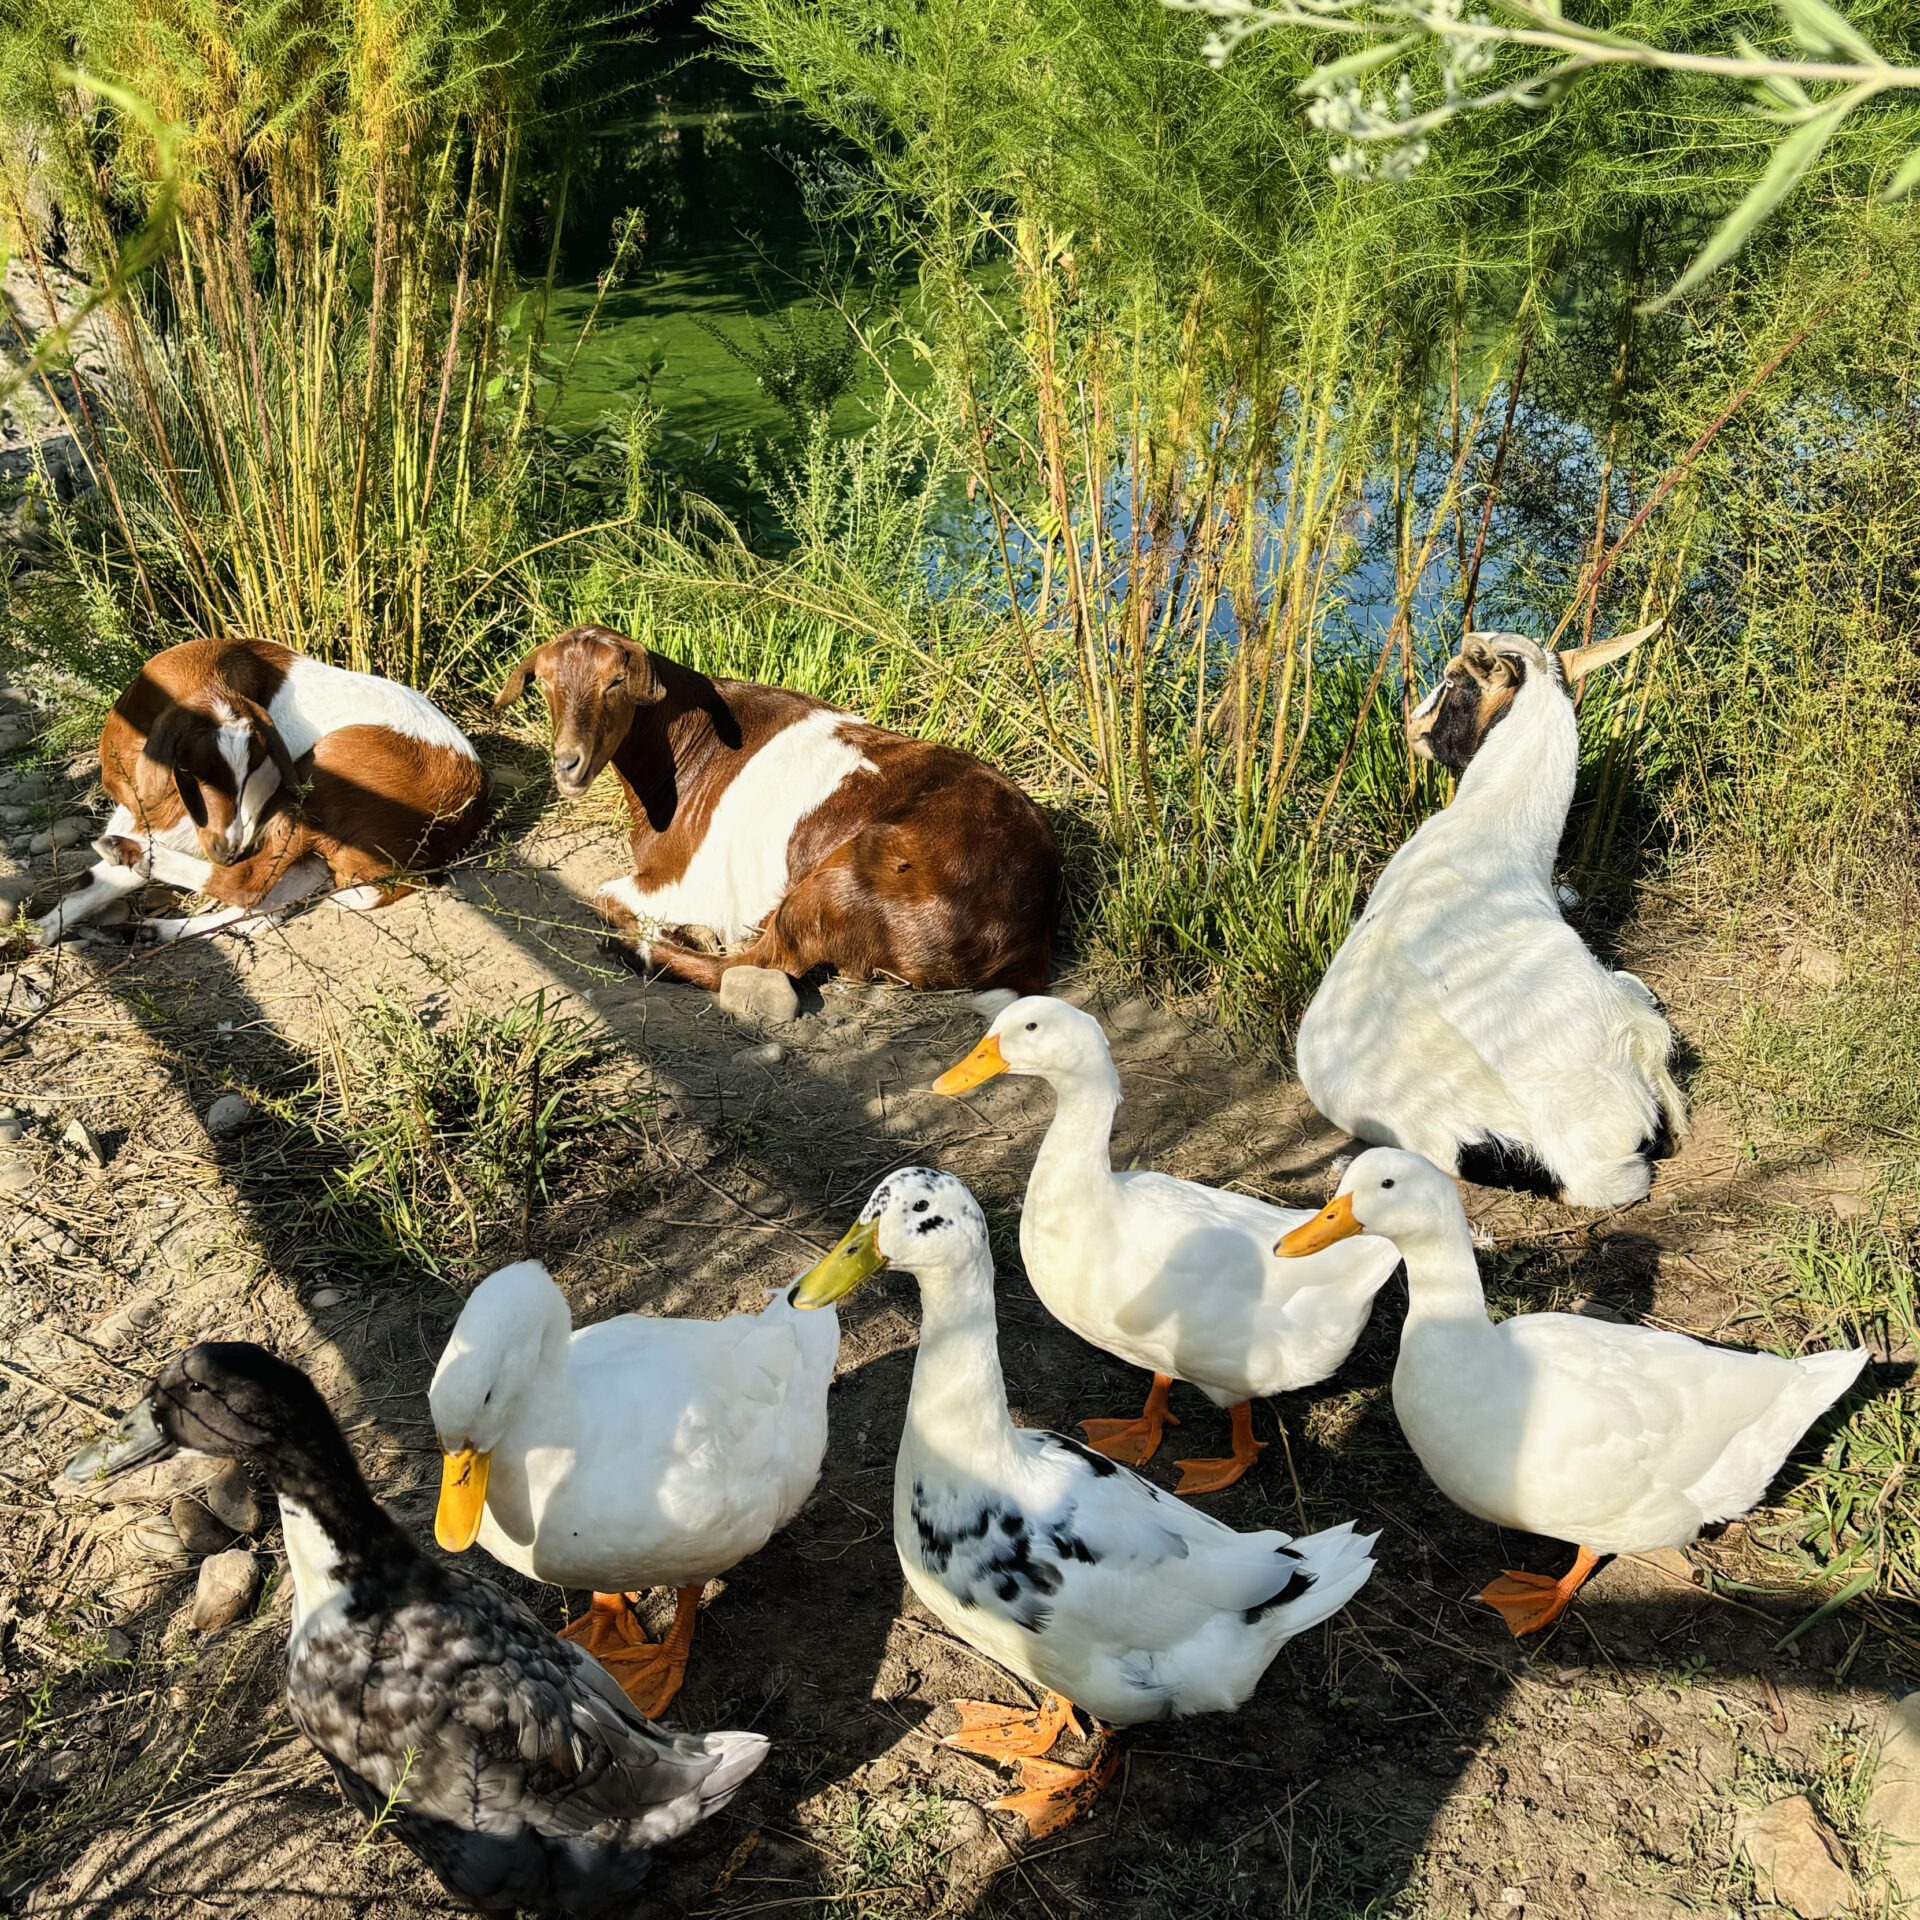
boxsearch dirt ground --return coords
[0,687,1913,1920]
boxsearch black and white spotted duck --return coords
[793,1169,1379,1837]
[65,1343,768,1917]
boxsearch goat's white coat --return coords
[1296,645,1685,1208]
[270,655,479,763]
[596,705,875,943]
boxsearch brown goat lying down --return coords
[35,638,487,946]
[499,625,1062,993]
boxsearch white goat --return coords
[1296,623,1685,1209]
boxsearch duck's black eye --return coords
[1024,1021,1037,1031]
[483,1389,493,1405]
[1381,1179,1395,1190]
[912,1199,929,1213]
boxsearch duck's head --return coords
[933,995,1115,1096]
[428,1260,570,1553]
[1274,1147,1464,1258]
[793,1167,991,1308]
[65,1342,342,1487]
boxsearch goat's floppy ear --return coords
[619,639,667,706]
[1460,636,1522,686]
[1559,618,1662,685]
[495,645,548,709]
[143,705,207,825]
[232,695,303,797]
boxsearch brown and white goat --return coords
[35,637,487,946]
[497,625,1061,994]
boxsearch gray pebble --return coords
[0,1154,35,1197]
[731,1040,787,1068]
[309,1287,348,1309]
[169,1494,233,1557]
[191,1549,260,1632]
[128,1514,189,1565]
[61,1118,105,1166]
[202,1461,266,1536]
[717,964,799,1027]
[204,1093,255,1138]
[27,818,87,855]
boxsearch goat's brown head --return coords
[1407,622,1661,775]
[496,625,666,800]
[140,697,302,864]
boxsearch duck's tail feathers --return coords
[1694,1346,1869,1524]
[1247,1521,1376,1643]
[696,1730,771,1814]
[1615,970,1689,1141]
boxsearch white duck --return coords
[429,1260,840,1715]
[794,1168,1377,1835]
[1279,1149,1868,1634]
[934,997,1402,1492]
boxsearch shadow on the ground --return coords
[0,763,1899,1920]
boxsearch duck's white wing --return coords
[1496,1315,1855,1539]
[909,1431,1325,1645]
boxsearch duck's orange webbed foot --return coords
[1173,1400,1266,1496]
[992,1733,1120,1837]
[561,1585,702,1716]
[1480,1545,1602,1636]
[1079,1373,1179,1467]
[945,1692,1077,1761]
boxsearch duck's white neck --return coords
[1433,672,1578,885]
[277,1496,348,1638]
[903,1256,1024,1469]
[1028,1059,1123,1201]
[1395,1216,1494,1327]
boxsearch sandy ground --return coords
[0,698,1913,1920]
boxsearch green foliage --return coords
[296,992,626,1282]
[0,0,622,683]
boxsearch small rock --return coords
[310,1287,348,1309]
[717,965,799,1027]
[203,1092,255,1138]
[1734,1794,1855,1918]
[0,771,49,800]
[0,805,26,827]
[0,1108,23,1145]
[190,1549,261,1632]
[0,1154,30,1197]
[101,1627,134,1662]
[23,1747,82,1790]
[60,1118,105,1167]
[27,817,87,854]
[169,1494,234,1557]
[201,1462,266,1536]
[731,1040,786,1068]
[127,1514,190,1565]
[1799,945,1845,988]
[0,874,37,912]
[12,1216,78,1258]
[1868,1693,1920,1901]
[90,1295,162,1349]
[1831,1190,1871,1221]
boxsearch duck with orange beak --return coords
[429,1259,839,1716]
[1278,1148,1867,1635]
[933,996,1401,1492]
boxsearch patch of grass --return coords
[818,1787,953,1918]
[291,991,639,1285]
[1741,1219,1919,1630]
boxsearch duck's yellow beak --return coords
[933,1032,1007,1096]
[435,1446,491,1552]
[1276,1192,1361,1257]
[795,1217,889,1308]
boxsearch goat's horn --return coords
[1558,619,1663,683]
